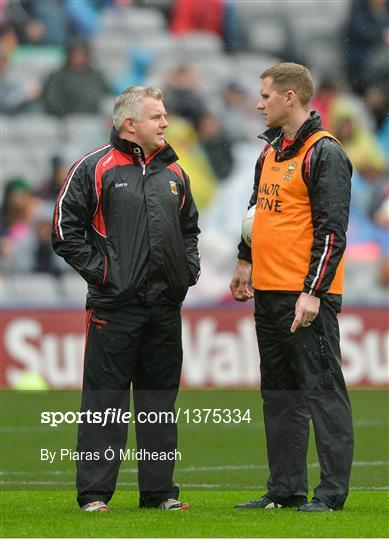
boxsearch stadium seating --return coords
[1,274,62,305]
[99,6,167,35]
[1,272,89,307]
[3,0,386,307]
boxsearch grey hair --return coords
[112,86,164,131]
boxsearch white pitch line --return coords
[353,419,389,427]
[350,486,389,491]
[180,461,389,471]
[178,464,263,472]
[305,460,389,468]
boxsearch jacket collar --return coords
[110,127,179,169]
[258,111,323,160]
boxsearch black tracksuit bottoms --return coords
[254,292,354,510]
[76,302,183,508]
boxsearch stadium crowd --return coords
[1,0,388,306]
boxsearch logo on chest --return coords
[169,180,178,195]
[282,161,298,181]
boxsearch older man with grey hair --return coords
[52,86,200,512]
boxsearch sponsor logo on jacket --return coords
[169,181,178,195]
[282,161,298,181]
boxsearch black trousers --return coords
[254,292,354,510]
[76,303,183,508]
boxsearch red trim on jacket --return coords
[54,144,111,240]
[92,149,134,237]
[303,146,314,183]
[145,145,166,164]
[102,256,108,287]
[54,159,81,240]
[84,308,93,358]
[313,232,335,293]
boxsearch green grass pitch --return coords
[1,389,388,537]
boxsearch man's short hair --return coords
[113,86,163,131]
[260,63,314,106]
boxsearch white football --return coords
[241,205,256,247]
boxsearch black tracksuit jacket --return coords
[52,128,200,308]
[238,112,352,309]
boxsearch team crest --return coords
[282,161,298,181]
[169,180,178,195]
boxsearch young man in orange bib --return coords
[230,63,354,512]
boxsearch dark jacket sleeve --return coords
[51,161,105,285]
[179,171,201,286]
[237,148,268,263]
[303,138,352,296]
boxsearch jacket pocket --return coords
[318,334,335,390]
[163,256,190,303]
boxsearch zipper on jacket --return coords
[136,154,146,176]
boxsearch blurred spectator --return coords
[41,37,110,116]
[170,0,224,37]
[0,49,41,113]
[135,0,172,21]
[170,0,244,53]
[346,170,382,290]
[344,0,389,93]
[0,178,37,274]
[197,113,234,181]
[166,115,217,210]
[369,180,389,228]
[3,1,46,45]
[40,156,70,202]
[363,83,389,132]
[3,0,105,47]
[1,178,36,235]
[0,22,19,58]
[377,115,389,156]
[222,0,247,53]
[187,140,264,305]
[369,179,389,286]
[63,0,103,37]
[217,81,252,142]
[170,0,221,36]
[2,197,66,275]
[164,64,207,128]
[0,180,66,275]
[113,47,155,95]
[27,0,70,47]
[311,76,342,132]
[114,0,134,5]
[1,20,62,114]
[332,98,386,178]
[31,201,66,275]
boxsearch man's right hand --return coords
[230,259,254,302]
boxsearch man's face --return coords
[131,97,168,155]
[257,77,288,128]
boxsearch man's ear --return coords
[123,117,136,133]
[285,90,296,106]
